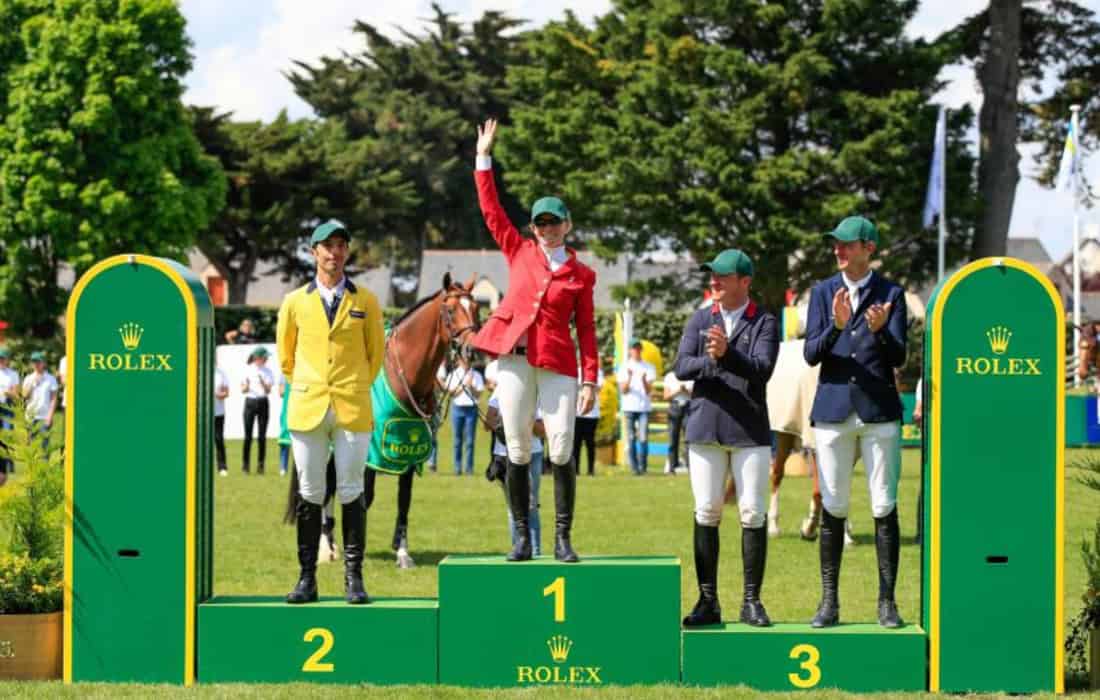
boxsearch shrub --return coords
[0,553,62,614]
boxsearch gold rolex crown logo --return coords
[986,325,1011,355]
[119,322,144,351]
[547,634,573,663]
[409,430,420,443]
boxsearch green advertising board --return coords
[64,255,214,684]
[922,257,1063,693]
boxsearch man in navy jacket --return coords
[675,249,779,628]
[804,216,907,629]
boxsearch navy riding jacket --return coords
[674,301,778,447]
[803,271,907,424]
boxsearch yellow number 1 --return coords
[788,643,821,688]
[302,627,335,673]
[543,576,566,622]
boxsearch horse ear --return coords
[466,273,476,291]
[442,272,452,290]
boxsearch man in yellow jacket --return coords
[277,219,385,604]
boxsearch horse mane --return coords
[390,290,442,328]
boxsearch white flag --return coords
[922,107,946,229]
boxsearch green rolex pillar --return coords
[923,257,1064,693]
[64,255,213,684]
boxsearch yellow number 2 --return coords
[788,643,821,688]
[542,576,566,623]
[302,627,335,673]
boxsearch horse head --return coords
[440,273,480,361]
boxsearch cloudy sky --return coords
[179,0,1099,261]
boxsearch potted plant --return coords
[1068,455,1100,688]
[0,395,63,680]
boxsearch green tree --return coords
[287,4,529,292]
[0,0,224,337]
[500,0,979,310]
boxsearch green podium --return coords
[197,597,437,684]
[924,257,1064,693]
[438,555,680,687]
[682,623,926,691]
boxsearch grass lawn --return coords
[3,418,1099,697]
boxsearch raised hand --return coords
[832,288,852,330]
[865,302,892,333]
[476,118,498,156]
[705,325,728,359]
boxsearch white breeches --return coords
[813,414,900,519]
[495,353,577,466]
[291,407,371,505]
[688,443,771,528]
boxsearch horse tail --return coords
[283,465,300,525]
[325,454,337,506]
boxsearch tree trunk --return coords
[973,0,1022,260]
[198,244,257,305]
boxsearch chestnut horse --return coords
[286,273,480,568]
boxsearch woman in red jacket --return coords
[473,118,599,563]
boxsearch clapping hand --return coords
[477,118,498,156]
[832,288,852,330]
[705,325,727,359]
[865,302,892,333]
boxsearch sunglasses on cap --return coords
[533,217,563,228]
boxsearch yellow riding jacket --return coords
[276,279,385,433]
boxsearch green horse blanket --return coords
[366,370,432,475]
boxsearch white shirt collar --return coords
[315,276,346,306]
[718,300,749,334]
[841,270,872,291]
[541,244,568,270]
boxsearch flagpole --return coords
[1072,104,1082,386]
[938,108,947,282]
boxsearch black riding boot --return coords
[875,508,903,628]
[811,509,845,627]
[553,459,579,562]
[506,461,532,561]
[286,499,322,604]
[683,522,721,626]
[342,498,369,604]
[739,525,771,627]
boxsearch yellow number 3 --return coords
[788,643,821,688]
[302,627,335,673]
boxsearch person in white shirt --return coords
[618,341,656,474]
[240,347,274,474]
[446,356,485,475]
[663,370,693,474]
[214,365,230,475]
[22,351,57,450]
[0,348,20,481]
[486,391,545,555]
[572,367,604,476]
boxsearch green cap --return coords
[825,216,879,244]
[250,347,270,360]
[531,197,570,222]
[0,348,9,359]
[310,219,349,246]
[29,351,45,362]
[700,248,754,277]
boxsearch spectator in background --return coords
[663,369,692,475]
[241,347,274,474]
[225,318,258,345]
[445,356,484,475]
[56,354,66,430]
[573,365,604,476]
[0,349,19,483]
[22,351,57,450]
[214,364,229,476]
[619,341,656,475]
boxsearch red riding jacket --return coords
[471,168,599,384]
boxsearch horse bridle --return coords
[388,287,479,423]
